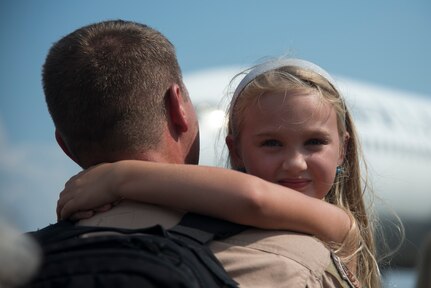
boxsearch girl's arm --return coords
[58,160,350,243]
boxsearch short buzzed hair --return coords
[43,20,184,166]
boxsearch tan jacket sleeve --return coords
[211,229,358,288]
[213,243,354,288]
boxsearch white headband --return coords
[232,58,339,104]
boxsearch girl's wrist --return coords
[113,161,131,199]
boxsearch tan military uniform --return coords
[79,201,355,287]
[210,229,356,287]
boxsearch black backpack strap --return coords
[27,215,243,288]
[169,213,247,244]
[168,213,246,287]
[28,220,167,245]
[29,214,246,245]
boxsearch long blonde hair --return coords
[226,59,380,287]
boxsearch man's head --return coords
[43,20,199,167]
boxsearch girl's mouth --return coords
[277,179,311,190]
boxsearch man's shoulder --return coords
[211,228,357,287]
[218,228,331,269]
[211,229,330,275]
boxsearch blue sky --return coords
[0,0,430,231]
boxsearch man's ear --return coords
[338,132,350,165]
[55,129,79,164]
[166,84,188,134]
[226,135,244,169]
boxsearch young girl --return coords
[57,58,379,287]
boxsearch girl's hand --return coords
[56,163,123,220]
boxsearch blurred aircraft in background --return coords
[184,66,431,269]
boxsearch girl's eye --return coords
[261,139,282,147]
[305,138,327,146]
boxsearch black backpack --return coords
[25,213,247,288]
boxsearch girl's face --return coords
[230,90,345,199]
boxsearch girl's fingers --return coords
[94,204,113,213]
[60,198,78,220]
[70,210,95,221]
[57,188,74,219]
[56,191,67,220]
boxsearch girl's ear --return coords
[338,132,350,165]
[226,135,244,169]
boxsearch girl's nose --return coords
[281,150,307,172]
